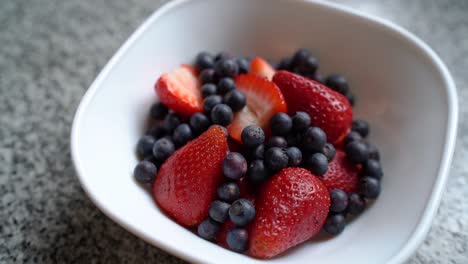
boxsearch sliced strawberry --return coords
[227,75,287,142]
[320,150,360,193]
[250,57,276,80]
[155,65,203,116]
[153,126,228,227]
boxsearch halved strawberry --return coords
[154,65,203,116]
[250,57,276,80]
[227,75,287,142]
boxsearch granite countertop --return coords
[1,0,467,263]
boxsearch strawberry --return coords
[272,71,353,144]
[320,150,360,193]
[155,65,203,116]
[249,167,330,259]
[250,57,276,80]
[153,126,228,227]
[216,220,236,248]
[227,75,287,142]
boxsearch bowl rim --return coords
[70,0,458,263]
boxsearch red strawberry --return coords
[320,150,360,193]
[216,220,236,248]
[249,167,330,259]
[153,126,228,227]
[155,65,203,116]
[250,57,276,80]
[272,71,353,144]
[227,75,287,142]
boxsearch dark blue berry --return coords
[344,131,362,145]
[366,142,380,161]
[237,58,250,74]
[147,123,168,138]
[195,52,215,71]
[298,56,318,75]
[197,218,220,240]
[189,113,211,135]
[223,90,246,112]
[222,152,247,180]
[217,182,240,203]
[229,198,255,226]
[291,112,311,132]
[136,135,156,158]
[291,48,310,68]
[345,91,355,106]
[217,77,236,94]
[203,95,223,114]
[241,125,265,148]
[163,113,181,133]
[247,159,268,184]
[352,120,370,138]
[199,69,217,84]
[286,147,302,167]
[305,153,328,176]
[150,102,168,120]
[215,59,239,78]
[360,176,381,199]
[347,193,366,215]
[302,127,327,152]
[172,123,193,147]
[286,133,300,147]
[209,200,231,223]
[133,160,157,184]
[270,113,292,136]
[226,228,249,252]
[363,159,383,179]
[266,136,288,149]
[325,74,349,95]
[202,83,218,98]
[330,189,348,213]
[250,144,265,160]
[322,143,336,161]
[323,214,346,235]
[277,58,292,70]
[211,104,233,126]
[152,137,175,161]
[264,147,289,173]
[345,141,369,164]
[215,51,233,62]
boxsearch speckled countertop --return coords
[1,0,467,263]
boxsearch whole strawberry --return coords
[321,150,360,193]
[249,167,330,259]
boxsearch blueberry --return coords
[291,48,310,68]
[270,113,292,136]
[277,58,292,70]
[203,95,223,114]
[201,83,218,98]
[217,77,236,94]
[215,59,239,78]
[291,112,311,132]
[351,120,370,138]
[250,144,265,160]
[150,102,169,120]
[286,147,302,166]
[286,133,300,147]
[241,125,265,148]
[217,182,240,203]
[344,131,362,145]
[215,51,233,62]
[136,135,156,158]
[305,153,328,176]
[247,159,269,184]
[223,90,246,112]
[330,189,348,213]
[147,123,168,138]
[363,159,383,179]
[229,198,255,226]
[237,58,250,74]
[345,91,356,106]
[172,123,193,147]
[322,143,336,161]
[347,193,366,215]
[152,137,175,161]
[211,104,233,126]
[323,214,346,235]
[197,218,220,240]
[189,113,211,135]
[195,52,215,71]
[264,147,289,173]
[345,141,369,164]
[266,136,288,149]
[133,160,157,184]
[209,200,231,223]
[163,113,181,133]
[360,176,381,199]
[199,69,217,84]
[302,127,327,152]
[325,74,349,95]
[226,228,249,252]
[223,152,247,180]
[298,56,318,75]
[366,142,380,161]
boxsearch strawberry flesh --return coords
[250,57,276,80]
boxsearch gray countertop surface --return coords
[1,0,467,263]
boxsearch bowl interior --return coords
[71,0,454,263]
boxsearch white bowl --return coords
[70,0,458,263]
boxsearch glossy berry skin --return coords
[291,111,311,132]
[150,102,169,120]
[347,193,366,215]
[152,137,175,162]
[322,143,336,161]
[211,104,233,126]
[218,77,236,94]
[266,136,288,149]
[198,218,220,240]
[286,147,302,167]
[351,119,370,138]
[273,71,353,144]
[215,51,233,62]
[237,58,250,74]
[217,182,240,203]
[222,152,247,180]
[249,168,330,259]
[229,198,255,226]
[323,213,346,235]
[270,112,292,136]
[345,141,369,164]
[136,135,156,158]
[227,228,249,252]
[223,90,246,112]
[264,147,289,173]
[195,52,215,71]
[199,69,217,84]
[363,159,383,179]
[276,58,292,70]
[189,113,211,135]
[302,126,327,152]
[209,200,231,223]
[344,131,362,145]
[163,113,181,133]
[201,83,218,98]
[329,189,348,213]
[320,151,360,193]
[215,59,239,78]
[133,160,157,184]
[172,124,193,147]
[360,177,381,199]
[325,74,349,95]
[241,125,265,148]
[247,159,269,184]
[154,126,228,227]
[203,95,223,114]
[298,56,319,76]
[305,153,328,176]
[147,123,168,139]
[366,142,381,161]
[250,144,265,160]
[291,48,311,68]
